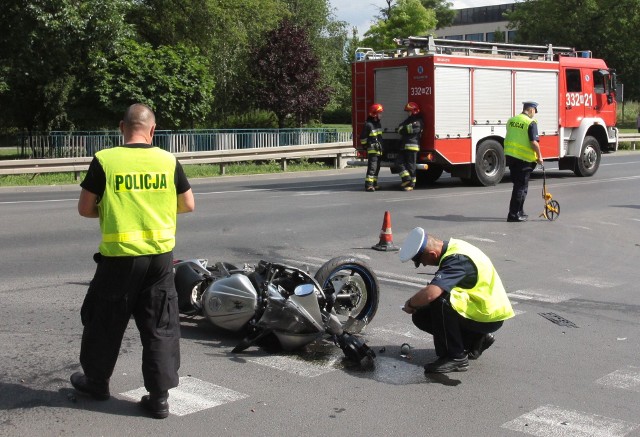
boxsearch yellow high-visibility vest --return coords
[443,239,515,322]
[504,113,537,162]
[96,146,177,256]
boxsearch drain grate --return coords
[538,312,578,328]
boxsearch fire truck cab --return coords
[351,36,618,186]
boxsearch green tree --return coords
[251,18,331,128]
[420,0,455,29]
[93,40,215,129]
[130,0,287,123]
[0,0,133,131]
[363,0,437,49]
[507,0,640,100]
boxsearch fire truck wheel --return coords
[471,139,505,186]
[574,136,601,177]
[416,165,443,186]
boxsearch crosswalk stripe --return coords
[120,376,248,417]
[501,404,640,436]
[248,355,340,377]
[595,366,640,392]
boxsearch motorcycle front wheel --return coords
[314,256,380,324]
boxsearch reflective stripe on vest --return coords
[96,146,178,256]
[504,113,537,162]
[443,239,515,322]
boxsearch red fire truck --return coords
[350,36,618,186]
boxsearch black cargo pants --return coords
[79,251,180,393]
[508,157,536,218]
[412,294,503,358]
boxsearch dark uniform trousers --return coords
[366,151,381,186]
[508,156,536,218]
[412,294,503,358]
[80,251,180,393]
[396,150,417,186]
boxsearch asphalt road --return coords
[1,152,640,436]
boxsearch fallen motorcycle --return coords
[173,256,379,363]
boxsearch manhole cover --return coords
[538,312,578,328]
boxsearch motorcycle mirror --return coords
[294,283,315,296]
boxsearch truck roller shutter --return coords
[474,69,512,125]
[514,71,559,135]
[435,66,470,137]
[374,67,408,133]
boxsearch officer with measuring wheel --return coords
[505,101,544,222]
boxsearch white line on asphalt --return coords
[281,257,428,288]
[369,322,432,342]
[0,198,75,205]
[508,289,577,303]
[384,174,640,203]
[461,235,496,243]
[119,376,249,417]
[560,277,620,288]
[501,404,640,436]
[595,366,640,392]
[248,355,340,377]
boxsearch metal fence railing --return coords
[6,128,352,159]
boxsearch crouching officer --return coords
[396,102,424,191]
[71,103,195,418]
[399,227,514,373]
[360,103,384,191]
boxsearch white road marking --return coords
[508,289,577,303]
[560,277,620,288]
[461,235,496,243]
[120,376,248,417]
[369,322,433,343]
[595,366,640,392]
[248,355,340,377]
[282,257,427,287]
[593,221,620,226]
[501,404,640,436]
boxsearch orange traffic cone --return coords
[372,211,399,251]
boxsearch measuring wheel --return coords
[539,165,560,221]
[543,199,560,221]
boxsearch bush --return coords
[322,107,351,124]
[617,100,640,129]
[218,111,278,129]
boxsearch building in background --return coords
[436,3,517,43]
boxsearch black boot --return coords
[70,372,110,400]
[140,391,170,419]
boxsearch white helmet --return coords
[399,227,427,267]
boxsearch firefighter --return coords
[360,103,384,191]
[396,102,424,191]
[399,227,515,373]
[504,101,543,222]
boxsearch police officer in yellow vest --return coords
[504,101,544,222]
[71,103,195,419]
[399,227,514,373]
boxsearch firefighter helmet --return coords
[405,102,420,115]
[369,103,384,116]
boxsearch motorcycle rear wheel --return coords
[314,256,379,324]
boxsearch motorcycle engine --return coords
[202,274,258,331]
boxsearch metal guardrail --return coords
[0,142,356,177]
[9,129,352,159]
[619,133,640,142]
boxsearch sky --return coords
[329,0,509,36]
